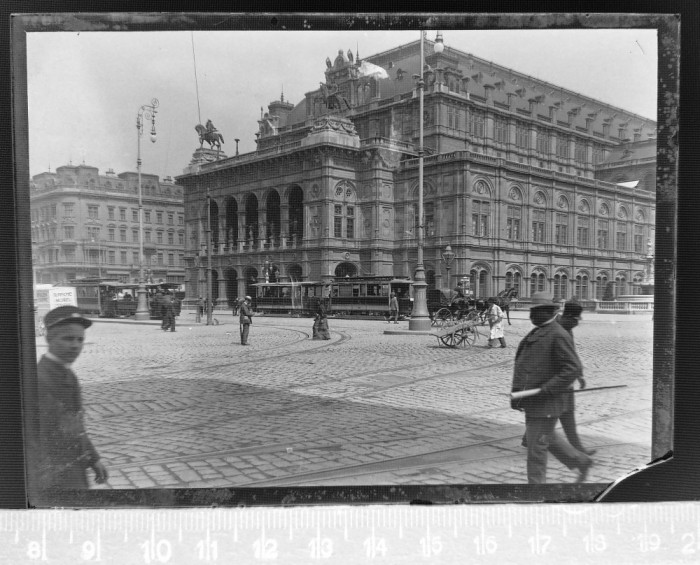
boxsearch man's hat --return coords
[529,292,558,309]
[563,300,583,318]
[245,295,252,301]
[44,306,92,329]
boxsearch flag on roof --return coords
[358,60,389,79]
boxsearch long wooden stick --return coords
[510,384,627,400]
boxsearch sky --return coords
[25,28,658,181]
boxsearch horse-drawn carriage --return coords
[427,287,482,327]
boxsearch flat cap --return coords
[44,306,92,329]
[245,295,252,301]
[529,292,558,308]
[563,300,584,318]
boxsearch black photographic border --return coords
[2,5,697,509]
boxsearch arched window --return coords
[470,266,489,297]
[631,273,644,295]
[505,270,522,297]
[596,274,608,300]
[530,271,546,296]
[553,273,569,301]
[615,275,626,297]
[575,274,589,300]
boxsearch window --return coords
[334,205,342,238]
[556,136,569,159]
[87,227,100,239]
[108,228,115,241]
[634,224,644,254]
[506,206,521,240]
[145,211,151,223]
[178,232,184,245]
[87,204,99,219]
[64,248,75,262]
[157,231,163,244]
[468,109,485,138]
[615,276,626,296]
[120,251,127,264]
[120,208,127,221]
[532,209,546,243]
[132,229,139,243]
[168,212,174,225]
[553,273,568,300]
[555,213,568,245]
[505,271,522,296]
[132,209,138,222]
[494,117,508,143]
[168,253,174,266]
[516,123,529,149]
[346,206,354,239]
[168,232,174,245]
[577,216,589,247]
[596,275,608,299]
[157,252,163,266]
[472,200,490,237]
[575,274,589,299]
[108,251,115,265]
[178,215,184,226]
[120,229,126,242]
[145,230,151,243]
[447,105,460,130]
[63,226,74,239]
[616,222,627,251]
[156,211,163,224]
[530,272,546,295]
[50,205,57,219]
[132,251,139,264]
[108,207,115,220]
[536,130,549,154]
[597,220,609,249]
[574,141,587,164]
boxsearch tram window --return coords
[332,286,339,297]
[381,284,389,296]
[352,284,360,297]
[281,286,290,298]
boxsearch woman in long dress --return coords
[312,299,331,340]
[487,297,506,348]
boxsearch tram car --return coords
[252,281,325,316]
[70,278,184,319]
[252,276,413,318]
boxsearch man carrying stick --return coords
[511,293,594,484]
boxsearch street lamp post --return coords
[134,98,159,320]
[409,30,444,332]
[442,244,455,290]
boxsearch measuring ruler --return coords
[2,503,700,563]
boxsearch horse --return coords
[489,287,519,325]
[318,82,352,112]
[195,124,225,151]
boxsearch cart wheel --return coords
[439,333,458,347]
[432,308,453,327]
[457,327,477,347]
[465,310,480,322]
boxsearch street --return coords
[34,310,654,489]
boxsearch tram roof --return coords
[252,281,322,287]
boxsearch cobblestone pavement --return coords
[33,310,654,491]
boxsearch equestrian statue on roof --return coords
[195,119,225,151]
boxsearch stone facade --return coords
[30,164,186,285]
[176,40,656,306]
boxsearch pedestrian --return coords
[153,290,166,329]
[486,297,506,348]
[312,299,331,340]
[239,295,254,345]
[162,292,176,332]
[511,292,594,484]
[557,300,596,456]
[197,296,204,323]
[232,297,240,316]
[388,292,399,324]
[34,306,108,490]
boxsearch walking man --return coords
[388,292,399,324]
[511,292,594,484]
[239,295,254,345]
[486,297,506,348]
[35,306,108,490]
[162,292,176,332]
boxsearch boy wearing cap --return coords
[34,306,108,490]
[511,293,594,484]
[239,295,254,345]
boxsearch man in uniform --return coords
[35,306,108,490]
[511,293,594,484]
[239,295,254,345]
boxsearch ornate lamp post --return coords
[134,98,159,320]
[205,193,214,325]
[409,30,444,331]
[442,244,455,290]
